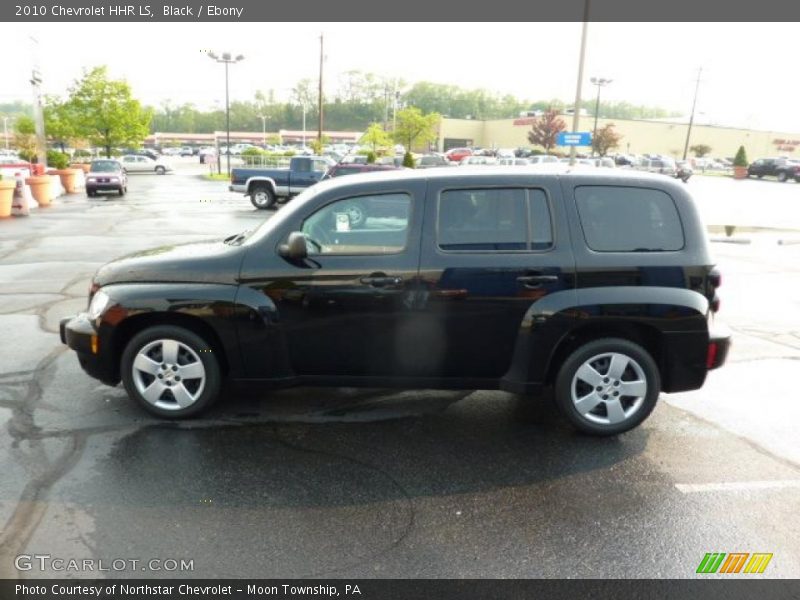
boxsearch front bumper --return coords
[708,323,732,370]
[60,314,119,385]
[87,183,122,192]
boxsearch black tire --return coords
[118,187,125,197]
[777,171,787,182]
[120,325,222,419]
[554,338,660,436]
[757,174,763,179]
[250,185,276,210]
[87,190,95,198]
[340,200,367,228]
[155,166,166,175]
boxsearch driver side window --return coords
[300,193,411,256]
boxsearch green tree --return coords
[592,123,623,157]
[690,143,712,158]
[63,66,152,157]
[393,107,439,153]
[733,146,748,167]
[359,123,392,155]
[14,116,38,162]
[527,110,566,152]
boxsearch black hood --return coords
[93,240,245,287]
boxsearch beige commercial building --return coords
[438,116,800,160]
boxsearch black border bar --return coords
[3,0,800,22]
[3,579,800,600]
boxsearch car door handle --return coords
[517,275,558,288]
[360,275,403,287]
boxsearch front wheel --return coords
[121,325,222,418]
[777,171,787,182]
[250,185,276,210]
[155,166,166,175]
[554,338,660,436]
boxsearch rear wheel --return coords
[155,166,166,175]
[121,325,222,418]
[554,338,660,436]
[340,200,367,228]
[777,171,788,182]
[250,185,276,210]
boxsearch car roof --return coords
[310,164,686,193]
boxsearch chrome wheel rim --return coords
[570,352,647,426]
[344,204,365,227]
[132,339,206,411]
[253,191,270,206]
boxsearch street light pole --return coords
[683,67,703,160]
[302,103,307,148]
[590,77,612,156]
[259,115,267,148]
[569,1,590,166]
[2,117,10,150]
[208,51,245,176]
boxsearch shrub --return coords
[402,152,415,168]
[47,150,70,169]
[366,151,376,164]
[733,146,748,167]
[241,147,264,157]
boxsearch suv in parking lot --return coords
[60,167,730,435]
[747,157,800,182]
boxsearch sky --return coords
[1,22,798,133]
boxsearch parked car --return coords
[229,155,335,209]
[85,159,127,197]
[120,154,173,175]
[61,167,730,435]
[460,155,497,166]
[497,158,531,166]
[162,148,182,157]
[528,155,560,165]
[747,157,800,182]
[445,147,473,163]
[179,147,195,157]
[322,163,402,184]
[416,154,454,169]
[675,161,694,183]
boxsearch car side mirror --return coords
[278,231,308,260]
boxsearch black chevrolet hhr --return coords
[61,167,730,435]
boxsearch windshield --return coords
[91,160,121,172]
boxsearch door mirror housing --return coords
[279,231,308,260]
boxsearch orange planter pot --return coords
[0,179,14,217]
[55,168,80,193]
[733,166,748,179]
[25,176,52,207]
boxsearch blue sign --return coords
[557,132,592,146]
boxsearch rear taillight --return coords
[708,267,721,312]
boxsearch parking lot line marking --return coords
[675,480,800,493]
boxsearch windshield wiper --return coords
[224,230,251,245]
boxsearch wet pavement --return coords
[0,163,798,579]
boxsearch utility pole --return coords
[570,0,590,166]
[317,33,324,148]
[29,36,47,167]
[683,67,703,160]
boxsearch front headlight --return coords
[87,290,111,319]
[87,177,96,182]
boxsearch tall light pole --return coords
[208,51,245,176]
[569,1,590,166]
[259,115,267,148]
[2,117,11,150]
[683,67,703,160]
[317,34,324,148]
[590,77,612,156]
[301,103,307,148]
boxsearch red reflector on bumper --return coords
[706,342,718,369]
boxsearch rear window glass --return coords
[438,188,553,252]
[575,186,684,252]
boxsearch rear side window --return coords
[575,186,684,252]
[438,188,553,252]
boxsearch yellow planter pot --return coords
[0,180,14,217]
[25,176,52,207]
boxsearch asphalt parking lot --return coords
[0,161,799,579]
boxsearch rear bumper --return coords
[60,314,119,385]
[708,323,732,370]
[229,184,246,193]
